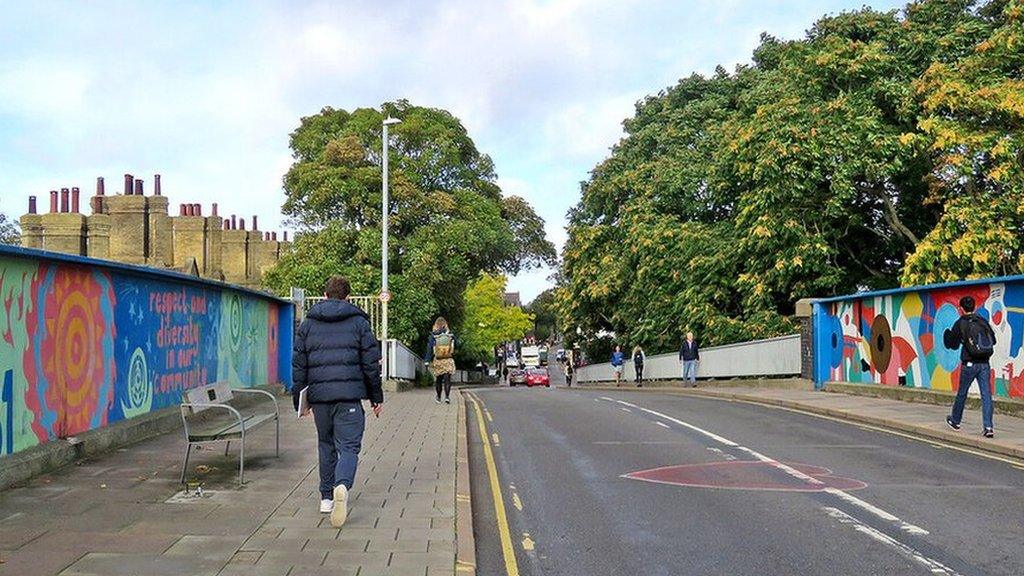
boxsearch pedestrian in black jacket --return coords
[292,276,383,528]
[679,332,699,386]
[943,296,997,437]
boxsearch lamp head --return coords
[383,117,402,126]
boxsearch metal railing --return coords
[303,295,383,339]
[576,334,801,383]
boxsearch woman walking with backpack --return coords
[426,317,457,404]
[632,345,646,387]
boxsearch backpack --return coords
[433,331,454,360]
[961,314,995,361]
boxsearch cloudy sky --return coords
[0,0,905,302]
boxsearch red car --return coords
[525,368,550,387]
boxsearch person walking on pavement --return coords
[944,296,997,438]
[565,352,574,387]
[426,317,457,404]
[611,345,625,386]
[292,276,383,528]
[679,332,699,386]
[632,345,646,387]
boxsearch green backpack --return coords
[433,332,455,359]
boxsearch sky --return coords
[0,0,906,303]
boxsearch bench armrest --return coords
[180,402,246,438]
[233,388,280,418]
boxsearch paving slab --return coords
[0,388,460,576]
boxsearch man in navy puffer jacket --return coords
[292,276,383,527]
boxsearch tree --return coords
[460,273,534,362]
[902,0,1024,284]
[0,213,19,245]
[264,100,556,347]
[559,0,1012,354]
[526,288,558,342]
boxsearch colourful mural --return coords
[0,246,292,457]
[814,280,1024,399]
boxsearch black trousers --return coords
[635,363,644,382]
[435,373,452,399]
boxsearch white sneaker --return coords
[319,499,334,514]
[331,485,348,528]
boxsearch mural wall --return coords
[814,279,1024,399]
[0,246,292,457]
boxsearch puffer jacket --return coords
[292,299,383,410]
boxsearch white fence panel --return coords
[577,334,801,383]
[387,339,422,381]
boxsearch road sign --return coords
[379,291,392,303]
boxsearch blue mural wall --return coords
[813,275,1024,399]
[0,245,293,457]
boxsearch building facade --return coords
[18,174,291,289]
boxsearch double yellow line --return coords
[468,394,520,576]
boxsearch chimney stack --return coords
[134,179,144,196]
[154,174,162,196]
[60,188,70,213]
[49,191,58,213]
[211,203,219,216]
[124,174,133,195]
[28,196,37,214]
[96,177,105,196]
[71,187,80,213]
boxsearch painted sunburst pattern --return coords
[24,264,117,439]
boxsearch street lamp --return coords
[381,116,401,382]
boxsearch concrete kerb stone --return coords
[570,384,1024,461]
[454,389,476,576]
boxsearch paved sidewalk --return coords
[577,383,1024,460]
[0,389,458,576]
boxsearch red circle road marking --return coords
[623,461,868,492]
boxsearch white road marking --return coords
[620,407,632,413]
[599,396,615,402]
[613,401,933,545]
[634,406,738,447]
[822,508,960,576]
[824,488,929,535]
[655,421,670,429]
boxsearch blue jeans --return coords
[683,360,698,382]
[950,362,993,430]
[312,400,365,498]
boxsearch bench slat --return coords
[183,382,234,413]
[187,413,276,441]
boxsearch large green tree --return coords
[559,0,1017,353]
[265,100,556,347]
[0,213,19,245]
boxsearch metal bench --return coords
[179,382,280,485]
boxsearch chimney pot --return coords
[271,231,278,241]
[124,174,133,195]
[230,215,237,230]
[223,219,230,230]
[211,202,219,216]
[28,196,37,214]
[134,179,144,196]
[60,188,70,213]
[71,187,80,213]
[179,204,187,216]
[283,231,289,242]
[193,203,202,217]
[49,191,58,213]
[239,218,246,231]
[96,177,105,196]
[252,215,258,230]
[154,174,162,196]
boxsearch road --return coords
[465,386,1024,576]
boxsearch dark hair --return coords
[959,296,975,312]
[325,276,351,300]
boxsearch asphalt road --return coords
[464,386,1024,576]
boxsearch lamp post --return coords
[381,116,401,382]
